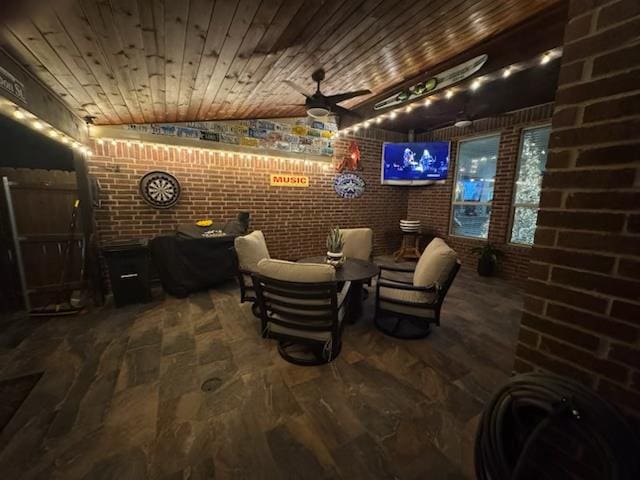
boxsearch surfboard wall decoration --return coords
[373,54,488,111]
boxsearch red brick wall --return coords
[408,104,554,280]
[88,133,408,260]
[514,0,640,419]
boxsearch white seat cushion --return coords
[257,258,336,283]
[379,278,436,318]
[413,238,457,288]
[379,281,437,304]
[234,230,270,272]
[341,228,373,261]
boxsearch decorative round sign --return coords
[334,173,365,199]
[139,171,181,209]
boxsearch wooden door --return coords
[0,168,84,311]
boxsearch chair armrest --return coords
[377,280,437,292]
[379,264,416,273]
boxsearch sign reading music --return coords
[269,174,309,187]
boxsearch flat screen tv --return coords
[381,141,450,185]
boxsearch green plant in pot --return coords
[471,243,504,277]
[326,227,345,268]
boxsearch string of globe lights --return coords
[0,97,93,156]
[336,48,563,136]
[93,137,334,170]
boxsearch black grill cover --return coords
[149,235,238,297]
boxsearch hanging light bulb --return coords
[540,53,551,65]
[390,111,397,119]
[424,99,431,107]
[445,90,454,99]
[32,120,43,130]
[470,78,482,91]
[405,105,413,113]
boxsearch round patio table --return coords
[297,256,380,321]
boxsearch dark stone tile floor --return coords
[0,264,522,479]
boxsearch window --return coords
[450,135,500,239]
[510,126,551,245]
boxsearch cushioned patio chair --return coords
[374,237,460,339]
[253,258,350,365]
[341,228,373,261]
[341,227,374,297]
[234,230,270,314]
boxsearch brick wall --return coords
[88,132,408,260]
[408,104,554,280]
[514,0,640,419]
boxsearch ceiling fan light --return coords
[454,119,472,128]
[307,107,330,118]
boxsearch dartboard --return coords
[139,171,181,209]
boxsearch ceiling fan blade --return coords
[326,89,372,104]
[283,80,313,97]
[332,105,362,119]
[427,119,456,131]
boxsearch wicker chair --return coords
[375,237,460,339]
[253,258,350,365]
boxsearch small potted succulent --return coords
[471,243,504,277]
[326,227,345,268]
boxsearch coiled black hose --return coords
[475,373,640,480]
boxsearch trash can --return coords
[102,240,151,307]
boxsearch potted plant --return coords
[326,227,345,268]
[471,243,504,277]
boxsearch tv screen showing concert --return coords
[381,141,450,185]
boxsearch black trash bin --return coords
[103,240,152,307]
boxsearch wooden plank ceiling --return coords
[0,0,560,125]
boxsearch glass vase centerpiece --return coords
[326,227,346,268]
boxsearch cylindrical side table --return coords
[393,231,422,261]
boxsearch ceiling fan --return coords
[284,68,371,119]
[428,93,513,131]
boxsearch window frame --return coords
[448,132,502,240]
[508,123,552,246]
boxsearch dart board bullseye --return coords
[139,171,181,209]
